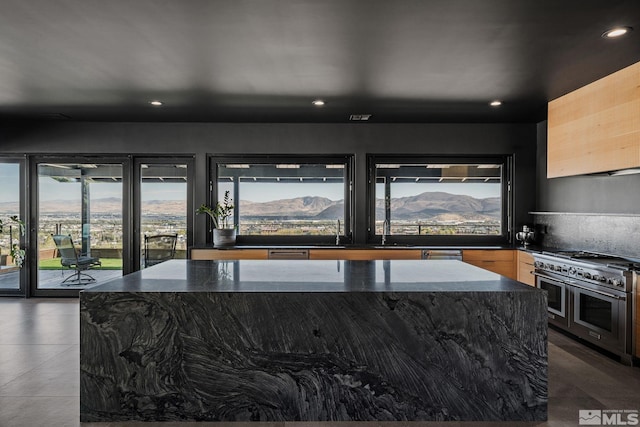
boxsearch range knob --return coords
[594,275,607,282]
[534,261,543,269]
[608,278,622,287]
[568,267,577,275]
[583,272,592,280]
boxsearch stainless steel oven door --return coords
[569,283,628,354]
[535,272,569,328]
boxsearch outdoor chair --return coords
[51,234,102,284]
[144,234,177,267]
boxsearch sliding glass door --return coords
[33,158,131,296]
[0,159,25,295]
[134,158,193,269]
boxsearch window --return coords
[212,156,353,244]
[369,155,511,244]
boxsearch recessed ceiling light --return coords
[602,26,633,38]
[489,100,502,107]
[312,99,325,107]
[149,100,163,106]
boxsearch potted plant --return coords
[196,191,236,247]
[0,215,26,268]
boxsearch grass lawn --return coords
[39,258,123,270]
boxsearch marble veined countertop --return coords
[83,259,539,293]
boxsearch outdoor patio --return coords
[0,269,122,291]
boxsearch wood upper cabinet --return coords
[547,60,640,178]
[517,250,535,287]
[462,250,516,280]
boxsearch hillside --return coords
[0,192,500,221]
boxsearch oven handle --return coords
[534,271,565,284]
[534,271,625,300]
[566,282,624,300]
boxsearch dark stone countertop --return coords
[83,259,541,293]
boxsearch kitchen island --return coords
[80,259,547,422]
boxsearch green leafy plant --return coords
[196,190,235,229]
[0,215,26,268]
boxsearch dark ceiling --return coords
[0,0,638,123]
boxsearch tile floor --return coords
[0,298,639,427]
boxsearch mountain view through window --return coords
[374,162,504,236]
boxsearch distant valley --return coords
[0,192,500,221]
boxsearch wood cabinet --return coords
[462,250,516,280]
[309,249,422,260]
[547,60,640,178]
[191,248,423,260]
[636,291,640,358]
[190,249,268,260]
[517,250,535,287]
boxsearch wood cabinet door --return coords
[547,61,640,178]
[517,250,535,286]
[309,249,422,260]
[190,249,269,260]
[462,250,516,280]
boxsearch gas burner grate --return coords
[546,250,612,260]
[608,262,640,271]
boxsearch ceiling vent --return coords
[349,114,371,121]
[37,113,71,120]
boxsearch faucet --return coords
[382,219,390,245]
[336,219,341,245]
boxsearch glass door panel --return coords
[0,162,22,293]
[37,163,124,290]
[140,163,188,268]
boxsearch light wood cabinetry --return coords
[191,248,423,260]
[547,60,640,178]
[190,249,269,260]
[309,249,422,260]
[634,292,640,358]
[517,250,535,287]
[462,250,516,280]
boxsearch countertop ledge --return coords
[82,259,541,293]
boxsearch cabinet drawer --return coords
[517,261,536,286]
[465,260,515,277]
[516,250,535,286]
[462,250,514,262]
[190,249,269,260]
[309,249,422,260]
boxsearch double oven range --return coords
[533,250,637,365]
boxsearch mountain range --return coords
[0,192,500,221]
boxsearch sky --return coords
[0,162,499,204]
[0,164,19,203]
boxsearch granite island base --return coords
[80,259,547,422]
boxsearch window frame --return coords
[367,154,513,246]
[210,154,354,246]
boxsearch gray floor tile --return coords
[0,346,79,397]
[0,396,79,427]
[0,344,73,387]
